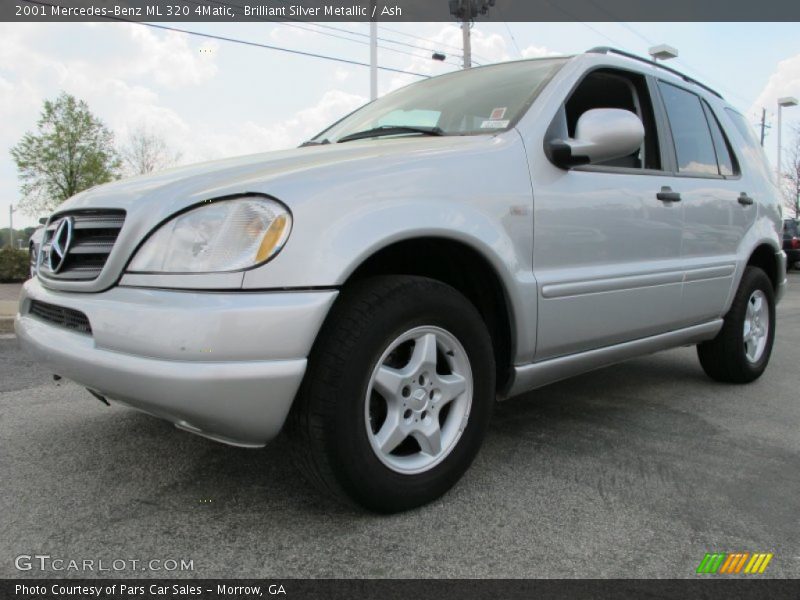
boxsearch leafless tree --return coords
[120,125,182,176]
[781,125,800,220]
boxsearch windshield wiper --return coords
[300,139,330,147]
[336,125,444,144]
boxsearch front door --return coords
[528,67,685,360]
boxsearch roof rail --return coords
[586,46,723,100]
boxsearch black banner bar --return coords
[4,579,800,600]
[4,0,800,22]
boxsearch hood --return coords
[60,135,488,215]
[42,134,497,293]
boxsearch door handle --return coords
[738,192,754,206]
[657,187,682,202]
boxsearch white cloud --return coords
[227,89,366,155]
[115,88,367,164]
[334,68,351,82]
[751,52,800,120]
[126,26,219,88]
[521,44,560,59]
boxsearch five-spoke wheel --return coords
[743,290,769,364]
[366,327,472,474]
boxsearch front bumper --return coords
[16,279,337,447]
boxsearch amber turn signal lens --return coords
[255,214,289,263]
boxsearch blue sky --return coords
[2,21,799,228]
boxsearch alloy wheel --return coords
[364,326,473,475]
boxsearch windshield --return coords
[309,58,567,144]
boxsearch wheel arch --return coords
[341,236,517,392]
[746,242,781,292]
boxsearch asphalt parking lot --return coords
[1,273,799,579]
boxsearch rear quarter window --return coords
[725,108,772,176]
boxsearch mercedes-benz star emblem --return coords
[48,216,74,273]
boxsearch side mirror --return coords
[38,217,47,225]
[546,108,645,169]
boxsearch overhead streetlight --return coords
[777,96,799,184]
[648,44,678,62]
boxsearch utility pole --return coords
[759,108,768,147]
[369,1,377,100]
[449,1,495,70]
[8,204,15,249]
[461,3,471,70]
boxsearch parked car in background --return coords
[16,48,787,512]
[28,219,46,279]
[784,219,800,269]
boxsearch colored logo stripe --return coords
[697,553,773,574]
[697,553,726,574]
[745,553,773,574]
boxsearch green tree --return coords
[10,92,121,215]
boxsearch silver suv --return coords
[17,48,787,512]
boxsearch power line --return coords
[207,0,475,64]
[196,0,471,68]
[20,0,432,78]
[275,21,463,67]
[378,24,493,64]
[503,23,522,58]
[491,3,522,59]
[306,21,470,60]
[186,0,462,66]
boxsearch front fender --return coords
[243,198,539,363]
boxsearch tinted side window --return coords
[658,82,719,176]
[703,102,737,176]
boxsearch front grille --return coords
[29,300,92,335]
[38,210,125,281]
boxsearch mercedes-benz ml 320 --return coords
[17,48,787,511]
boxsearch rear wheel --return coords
[287,275,495,512]
[697,266,775,383]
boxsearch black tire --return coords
[286,275,495,512]
[697,266,776,383]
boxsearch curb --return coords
[0,317,14,335]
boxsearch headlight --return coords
[128,196,291,273]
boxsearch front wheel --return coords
[287,276,495,512]
[697,266,776,383]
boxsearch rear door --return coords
[655,81,756,324]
